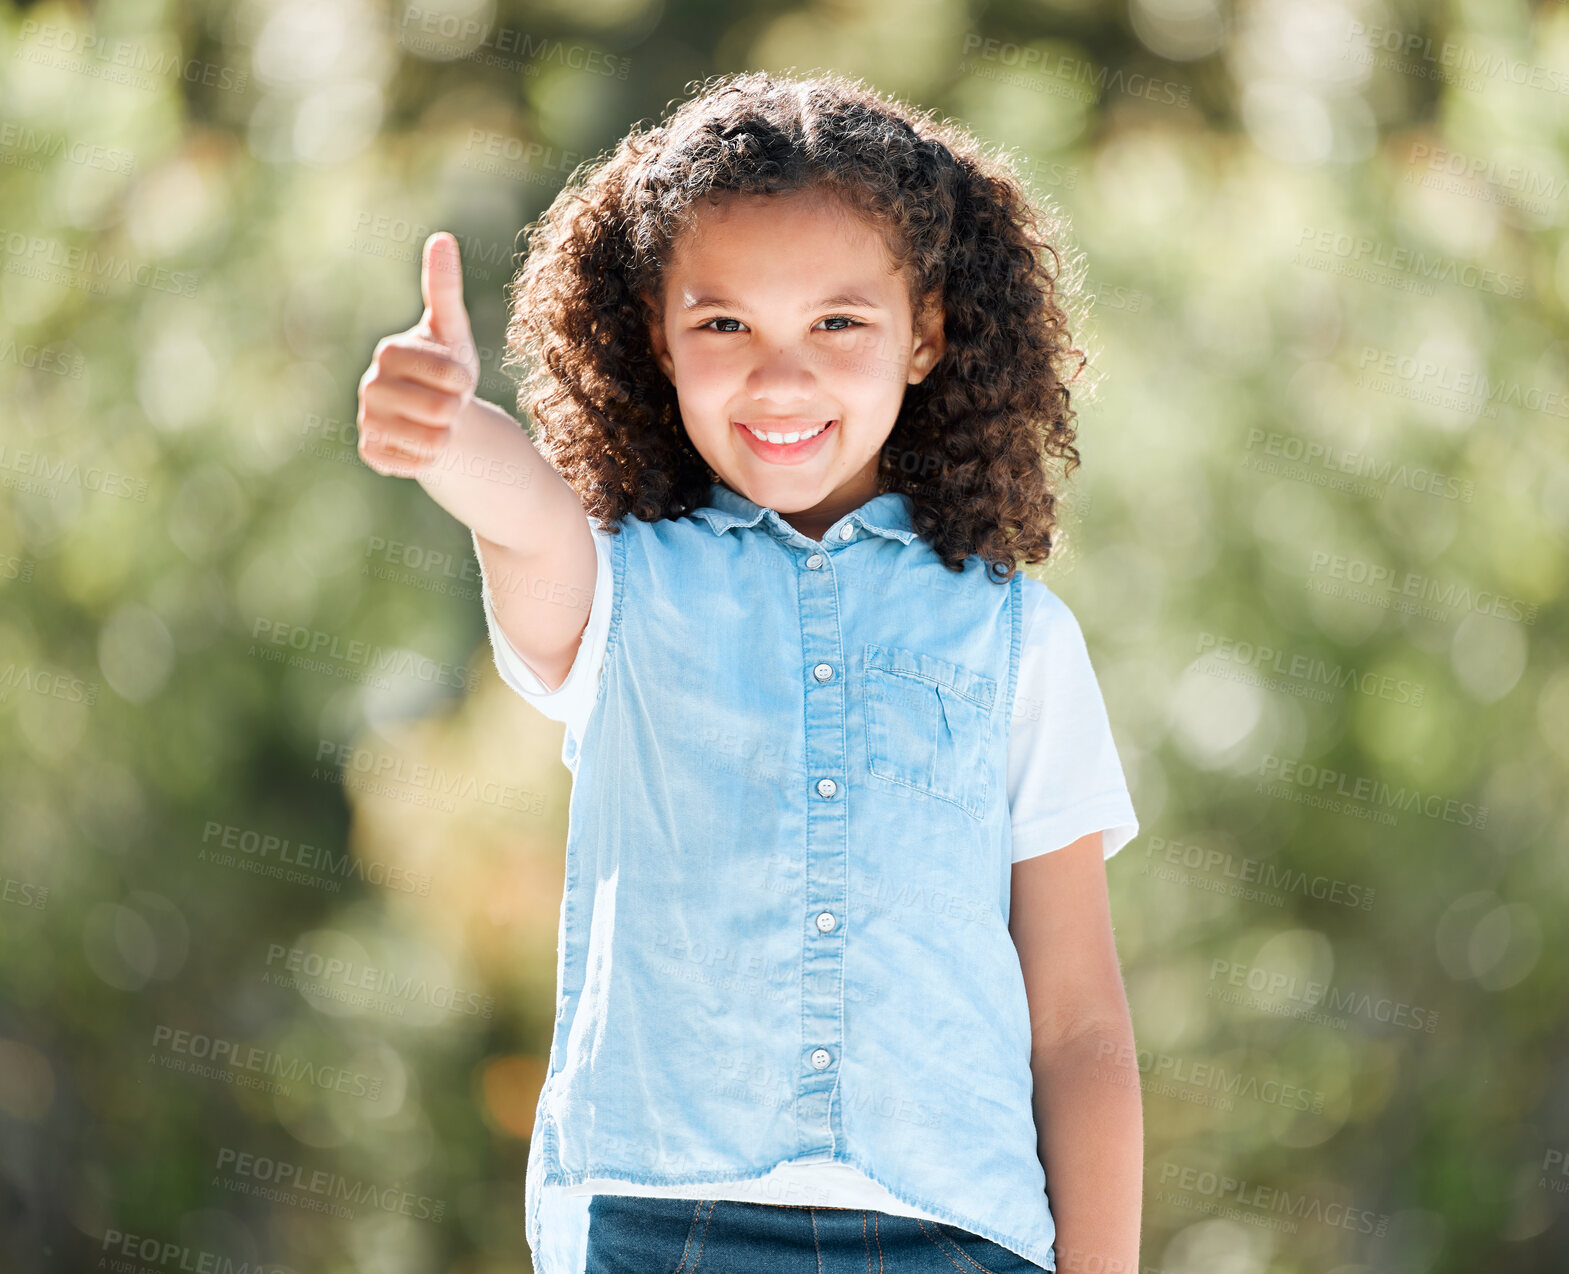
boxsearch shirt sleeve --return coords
[473,520,615,741]
[1008,577,1140,862]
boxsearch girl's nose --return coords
[746,346,817,403]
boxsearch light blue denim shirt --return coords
[475,481,1140,1274]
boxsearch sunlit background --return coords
[2,0,1567,1270]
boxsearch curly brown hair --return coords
[502,68,1087,581]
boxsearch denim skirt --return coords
[583,1194,1053,1273]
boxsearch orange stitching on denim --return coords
[674,1199,714,1274]
[916,1218,996,1274]
[873,1213,884,1273]
[672,1200,700,1274]
[690,1199,716,1273]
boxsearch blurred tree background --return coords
[1,0,1567,1271]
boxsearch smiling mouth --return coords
[737,420,835,445]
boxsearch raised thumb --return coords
[420,231,471,350]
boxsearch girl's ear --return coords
[907,292,946,385]
[641,288,674,381]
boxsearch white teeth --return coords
[746,421,829,444]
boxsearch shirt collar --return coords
[691,481,920,545]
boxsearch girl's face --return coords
[644,188,945,542]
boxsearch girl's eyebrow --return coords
[682,290,885,311]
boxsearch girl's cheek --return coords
[680,339,736,374]
[670,351,729,395]
[844,331,905,386]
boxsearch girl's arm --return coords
[357,232,597,691]
[421,396,597,692]
[1010,831,1143,1274]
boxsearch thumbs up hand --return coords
[357,232,482,479]
[415,231,479,381]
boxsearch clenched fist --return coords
[356,231,482,479]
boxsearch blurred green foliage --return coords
[1,0,1566,1271]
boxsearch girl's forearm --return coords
[414,396,584,554]
[1030,1021,1143,1274]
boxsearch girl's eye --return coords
[695,316,865,333]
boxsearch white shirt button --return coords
[812,663,833,682]
[837,524,854,540]
[815,778,837,799]
[815,911,836,933]
[805,553,824,570]
[810,1048,832,1069]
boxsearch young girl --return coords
[357,70,1142,1274]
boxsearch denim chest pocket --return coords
[862,643,998,820]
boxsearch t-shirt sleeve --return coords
[1008,577,1140,862]
[473,519,615,740]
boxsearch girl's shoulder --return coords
[1015,572,1094,656]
